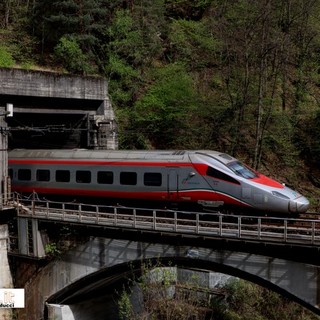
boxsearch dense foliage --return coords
[118,262,320,320]
[1,0,320,205]
[2,2,320,317]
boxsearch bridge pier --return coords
[47,304,74,320]
[0,224,13,320]
[17,218,46,258]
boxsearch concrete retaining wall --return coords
[0,68,108,100]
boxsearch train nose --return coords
[289,196,310,213]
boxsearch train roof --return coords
[8,149,237,164]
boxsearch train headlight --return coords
[271,191,290,200]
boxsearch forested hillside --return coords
[1,0,320,207]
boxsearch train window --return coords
[18,169,31,181]
[206,167,240,185]
[56,170,70,183]
[76,170,91,183]
[120,172,137,185]
[36,169,50,182]
[227,161,257,179]
[144,172,162,186]
[97,171,113,184]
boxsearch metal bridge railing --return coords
[12,196,320,246]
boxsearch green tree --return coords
[118,261,212,320]
[165,0,213,20]
[105,2,167,109]
[0,45,14,67]
[204,0,320,169]
[54,35,94,74]
[133,63,199,149]
[105,9,143,109]
[32,0,110,69]
[221,279,320,320]
[167,18,218,69]
[130,0,166,66]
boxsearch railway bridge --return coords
[0,68,318,319]
[2,197,320,320]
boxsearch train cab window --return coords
[18,169,31,181]
[97,171,113,184]
[144,172,162,186]
[56,170,70,183]
[120,172,137,185]
[36,169,50,182]
[206,167,240,185]
[227,161,257,179]
[76,170,91,183]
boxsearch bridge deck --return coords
[14,198,320,247]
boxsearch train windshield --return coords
[227,161,258,179]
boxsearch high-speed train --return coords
[8,149,310,215]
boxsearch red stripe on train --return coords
[251,174,284,188]
[12,186,249,207]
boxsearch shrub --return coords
[0,46,15,67]
[54,35,94,74]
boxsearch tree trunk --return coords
[4,0,11,29]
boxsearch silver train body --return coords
[8,149,310,215]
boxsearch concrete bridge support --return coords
[17,218,46,258]
[0,224,13,320]
[15,236,320,320]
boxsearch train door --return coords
[167,168,179,201]
[242,187,251,200]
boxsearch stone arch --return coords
[19,236,320,319]
[45,255,320,319]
